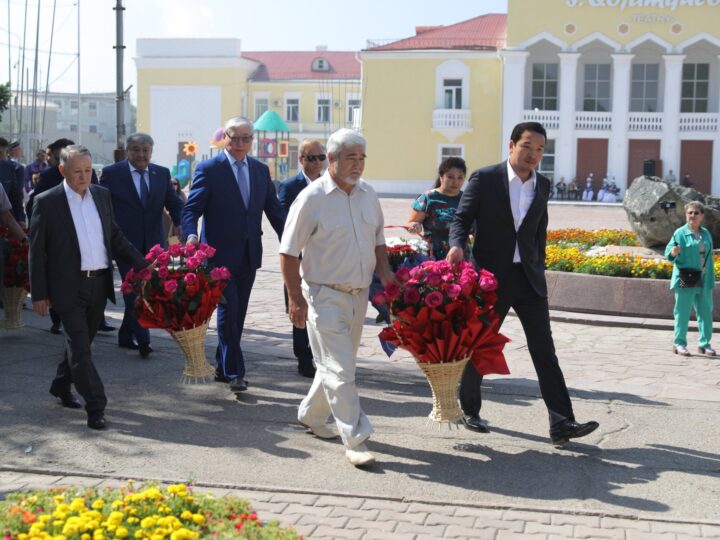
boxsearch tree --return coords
[0,82,10,123]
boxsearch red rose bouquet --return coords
[122,242,230,331]
[121,242,231,380]
[374,260,510,422]
[0,226,29,330]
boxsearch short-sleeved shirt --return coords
[279,171,385,289]
[0,183,11,212]
[411,189,463,260]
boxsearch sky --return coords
[1,0,508,102]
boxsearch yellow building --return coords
[135,39,360,177]
[359,0,720,195]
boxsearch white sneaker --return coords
[345,443,376,467]
[673,345,691,356]
[300,422,338,440]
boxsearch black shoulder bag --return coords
[677,238,709,289]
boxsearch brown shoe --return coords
[698,346,716,357]
[673,345,691,356]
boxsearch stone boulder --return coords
[623,176,720,248]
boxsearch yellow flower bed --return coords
[0,483,298,540]
[546,229,720,279]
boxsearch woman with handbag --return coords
[665,201,715,356]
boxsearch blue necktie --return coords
[237,161,249,207]
[139,170,149,208]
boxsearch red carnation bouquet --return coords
[0,225,29,291]
[121,242,231,380]
[374,260,510,422]
[121,242,230,331]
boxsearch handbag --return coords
[677,268,702,288]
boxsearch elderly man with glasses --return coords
[278,139,327,379]
[182,116,286,393]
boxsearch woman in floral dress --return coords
[406,157,467,260]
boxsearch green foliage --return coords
[0,82,11,122]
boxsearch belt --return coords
[80,268,110,278]
[309,282,365,296]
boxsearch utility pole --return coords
[76,0,81,144]
[113,0,126,163]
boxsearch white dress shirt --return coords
[507,160,537,263]
[301,171,314,186]
[129,163,150,199]
[63,181,109,270]
[279,171,386,289]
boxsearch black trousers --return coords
[283,285,313,365]
[459,264,575,427]
[49,275,108,416]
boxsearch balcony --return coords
[522,110,560,130]
[680,113,719,133]
[575,112,612,131]
[432,109,472,142]
[628,112,663,132]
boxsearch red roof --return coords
[366,14,507,51]
[243,51,360,81]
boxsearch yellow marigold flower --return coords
[116,526,129,538]
[141,517,157,529]
[54,495,66,504]
[70,498,87,511]
[180,510,193,520]
[53,520,65,527]
[191,514,205,526]
[127,517,140,524]
[111,500,124,508]
[92,500,106,510]
[82,535,91,540]
[40,515,52,523]
[18,535,29,540]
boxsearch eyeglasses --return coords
[303,154,326,162]
[227,135,254,144]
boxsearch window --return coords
[70,100,78,110]
[681,63,709,113]
[88,124,98,134]
[583,63,611,112]
[312,58,330,72]
[254,97,269,120]
[88,101,98,117]
[630,64,659,112]
[443,79,462,109]
[440,145,464,163]
[69,124,77,132]
[316,98,330,123]
[531,63,558,111]
[52,99,63,109]
[285,98,299,122]
[538,139,555,180]
[347,98,360,123]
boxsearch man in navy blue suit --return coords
[182,116,286,392]
[277,139,326,378]
[101,133,184,358]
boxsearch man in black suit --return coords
[447,122,599,446]
[101,133,183,358]
[0,137,26,227]
[29,145,148,430]
[277,139,326,378]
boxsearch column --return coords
[500,50,529,160]
[608,54,634,192]
[712,55,720,195]
[661,54,686,185]
[557,52,581,184]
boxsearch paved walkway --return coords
[2,201,719,539]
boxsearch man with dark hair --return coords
[447,121,599,446]
[101,133,183,358]
[0,137,26,227]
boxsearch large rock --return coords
[623,176,720,248]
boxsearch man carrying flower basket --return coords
[280,129,396,467]
[447,122,599,445]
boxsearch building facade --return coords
[358,0,720,195]
[134,39,360,177]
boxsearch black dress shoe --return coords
[50,323,62,335]
[214,374,232,383]
[461,414,490,433]
[139,343,153,358]
[118,341,139,350]
[98,322,115,332]
[550,419,599,445]
[50,390,82,409]
[229,378,248,392]
[298,363,316,378]
[87,414,107,430]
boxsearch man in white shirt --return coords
[447,122,599,446]
[29,145,147,430]
[280,129,395,467]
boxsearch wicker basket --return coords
[170,321,216,382]
[1,287,27,329]
[416,355,470,424]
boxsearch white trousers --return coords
[297,283,374,449]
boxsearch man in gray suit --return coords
[29,145,148,430]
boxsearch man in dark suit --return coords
[277,139,326,378]
[182,116,286,393]
[29,145,148,430]
[447,122,599,446]
[101,133,183,358]
[0,137,26,227]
